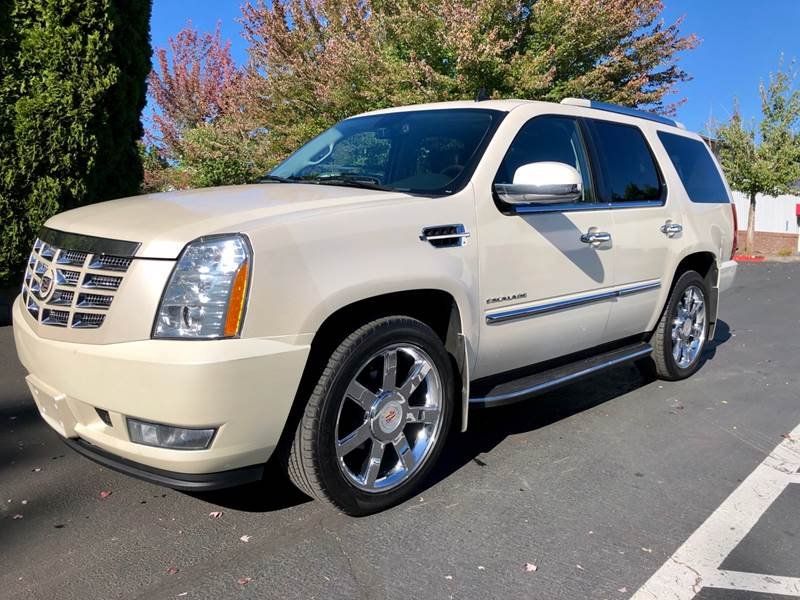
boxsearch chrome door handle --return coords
[580,231,612,245]
[660,221,683,237]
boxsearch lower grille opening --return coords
[95,408,113,427]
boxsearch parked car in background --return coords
[13,98,737,515]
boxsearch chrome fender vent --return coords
[419,224,470,248]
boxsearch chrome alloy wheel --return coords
[334,344,444,493]
[671,285,707,369]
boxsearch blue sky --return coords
[149,0,800,134]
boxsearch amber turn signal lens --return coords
[223,260,249,337]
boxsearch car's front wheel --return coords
[287,316,454,515]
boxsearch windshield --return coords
[269,109,503,195]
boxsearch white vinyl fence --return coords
[731,191,799,235]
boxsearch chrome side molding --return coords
[486,280,661,324]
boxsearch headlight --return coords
[153,234,251,339]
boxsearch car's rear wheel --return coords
[287,316,454,515]
[651,270,710,380]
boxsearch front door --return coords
[474,114,615,379]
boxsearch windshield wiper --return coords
[306,174,391,191]
[258,174,389,191]
[257,175,299,183]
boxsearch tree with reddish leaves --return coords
[148,22,243,159]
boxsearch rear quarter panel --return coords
[646,125,735,331]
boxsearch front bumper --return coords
[13,297,311,480]
[64,437,264,491]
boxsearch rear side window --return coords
[657,132,730,203]
[586,119,662,203]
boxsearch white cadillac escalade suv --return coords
[13,98,737,515]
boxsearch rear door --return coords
[582,118,681,340]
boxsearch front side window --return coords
[270,109,502,195]
[586,119,662,203]
[494,115,595,203]
[657,132,730,203]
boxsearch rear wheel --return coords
[287,316,454,515]
[651,270,709,380]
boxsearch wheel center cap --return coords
[376,399,404,435]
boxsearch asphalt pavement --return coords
[1,262,799,600]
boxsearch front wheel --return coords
[287,316,454,515]
[650,270,710,380]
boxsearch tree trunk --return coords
[745,191,757,255]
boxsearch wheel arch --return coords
[279,289,472,459]
[666,250,720,336]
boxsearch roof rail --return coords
[560,98,685,129]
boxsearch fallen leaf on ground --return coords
[444,575,453,580]
[240,535,251,543]
[618,588,628,593]
[782,433,794,440]
[208,511,223,518]
[641,547,652,553]
[32,468,41,473]
[524,563,537,573]
[237,577,253,585]
[576,564,584,570]
[166,566,179,575]
[477,566,485,571]
[99,490,112,499]
[12,514,23,520]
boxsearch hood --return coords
[45,184,404,258]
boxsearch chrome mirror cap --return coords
[494,161,583,205]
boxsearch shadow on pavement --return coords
[188,461,312,512]
[425,319,733,495]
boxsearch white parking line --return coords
[630,422,800,599]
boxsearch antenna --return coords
[474,88,490,102]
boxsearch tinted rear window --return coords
[586,120,662,203]
[657,132,729,203]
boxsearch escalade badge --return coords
[36,267,55,302]
[486,292,527,305]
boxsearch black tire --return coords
[651,270,710,381]
[287,316,455,516]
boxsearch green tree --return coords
[0,0,152,285]
[240,0,697,166]
[714,65,800,255]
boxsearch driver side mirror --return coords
[494,161,583,206]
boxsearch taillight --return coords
[730,203,739,259]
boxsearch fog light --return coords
[127,419,216,450]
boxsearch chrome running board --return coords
[469,342,652,408]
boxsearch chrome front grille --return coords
[22,237,133,330]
